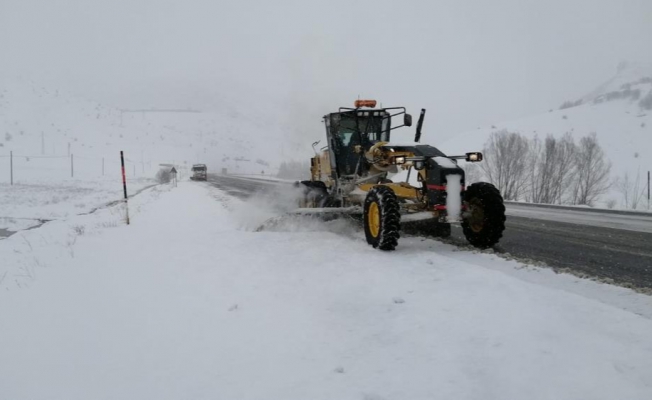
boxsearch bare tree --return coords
[570,133,611,206]
[527,135,549,203]
[529,133,577,204]
[481,130,530,200]
[553,133,577,204]
[462,163,482,185]
[616,169,647,209]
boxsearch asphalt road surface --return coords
[207,174,652,290]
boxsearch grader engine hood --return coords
[378,144,465,210]
[424,156,465,210]
[366,143,449,173]
[379,144,447,158]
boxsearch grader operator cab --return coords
[297,99,506,251]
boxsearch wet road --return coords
[207,174,652,290]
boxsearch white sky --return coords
[2,0,651,140]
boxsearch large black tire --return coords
[461,182,506,248]
[363,186,401,250]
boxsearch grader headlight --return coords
[466,152,483,162]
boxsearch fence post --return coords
[647,171,650,210]
[121,151,130,225]
[10,150,13,185]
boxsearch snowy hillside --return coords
[443,63,652,206]
[0,77,288,181]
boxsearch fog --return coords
[2,0,651,141]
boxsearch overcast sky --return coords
[2,0,651,140]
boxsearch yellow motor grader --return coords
[296,99,506,250]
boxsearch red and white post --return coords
[120,151,130,225]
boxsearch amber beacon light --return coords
[354,99,377,108]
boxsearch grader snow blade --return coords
[255,207,362,232]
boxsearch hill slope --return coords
[0,77,287,182]
[443,63,652,207]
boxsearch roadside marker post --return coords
[121,151,130,225]
[170,167,178,188]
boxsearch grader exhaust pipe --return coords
[414,108,426,143]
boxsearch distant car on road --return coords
[191,164,207,181]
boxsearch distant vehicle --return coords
[191,164,207,181]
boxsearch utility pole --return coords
[10,150,13,185]
[71,154,74,178]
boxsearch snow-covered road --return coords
[1,182,651,400]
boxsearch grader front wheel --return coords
[461,182,506,248]
[363,186,401,251]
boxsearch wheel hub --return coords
[368,202,380,237]
[468,199,485,233]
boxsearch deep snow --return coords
[1,181,651,400]
[0,177,155,233]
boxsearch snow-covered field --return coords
[0,177,155,233]
[1,182,651,399]
[0,77,290,180]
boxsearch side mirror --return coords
[413,160,426,170]
[404,114,412,127]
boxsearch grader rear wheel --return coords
[363,186,401,250]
